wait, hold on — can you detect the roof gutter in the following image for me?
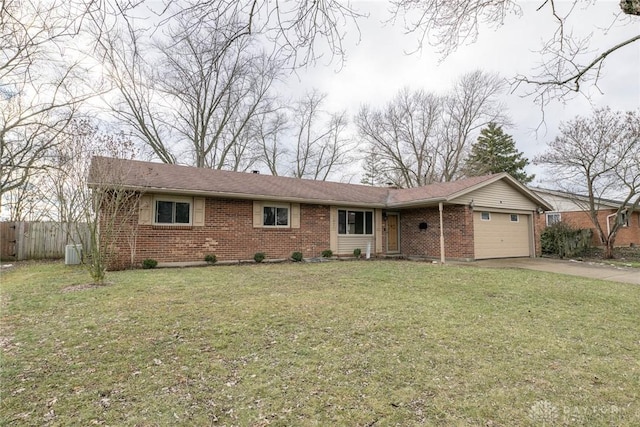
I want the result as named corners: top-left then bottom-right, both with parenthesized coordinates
top-left (385, 197), bottom-right (448, 209)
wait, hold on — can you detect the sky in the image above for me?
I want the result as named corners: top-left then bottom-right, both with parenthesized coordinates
top-left (281, 0), bottom-right (640, 186)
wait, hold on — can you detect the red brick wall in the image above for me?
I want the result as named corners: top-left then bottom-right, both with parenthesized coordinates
top-left (108, 198), bottom-right (331, 269)
top-left (535, 209), bottom-right (640, 247)
top-left (399, 205), bottom-right (475, 260)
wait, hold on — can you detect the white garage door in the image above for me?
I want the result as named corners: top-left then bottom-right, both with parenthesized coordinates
top-left (474, 212), bottom-right (531, 259)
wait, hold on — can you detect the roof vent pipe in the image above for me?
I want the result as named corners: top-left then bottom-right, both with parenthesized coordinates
top-left (252, 170), bottom-right (260, 174)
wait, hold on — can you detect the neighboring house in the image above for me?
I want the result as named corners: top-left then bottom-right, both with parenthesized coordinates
top-left (532, 188), bottom-right (640, 247)
top-left (89, 157), bottom-right (552, 269)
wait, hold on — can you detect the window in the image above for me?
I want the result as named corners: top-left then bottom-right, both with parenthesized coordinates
top-left (263, 205), bottom-right (289, 227)
top-left (480, 211), bottom-right (491, 221)
top-left (618, 210), bottom-right (629, 227)
top-left (546, 212), bottom-right (561, 226)
top-left (155, 198), bottom-right (191, 224)
top-left (338, 209), bottom-right (373, 235)
top-left (510, 214), bottom-right (519, 222)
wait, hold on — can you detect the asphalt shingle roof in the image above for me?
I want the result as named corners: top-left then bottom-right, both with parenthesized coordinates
top-left (88, 156), bottom-right (533, 208)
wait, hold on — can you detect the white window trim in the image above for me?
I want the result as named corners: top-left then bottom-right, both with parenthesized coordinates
top-left (262, 203), bottom-right (291, 228)
top-left (338, 209), bottom-right (374, 235)
top-left (546, 212), bottom-right (561, 226)
top-left (510, 214), bottom-right (519, 223)
top-left (153, 196), bottom-right (193, 225)
top-left (480, 211), bottom-right (491, 221)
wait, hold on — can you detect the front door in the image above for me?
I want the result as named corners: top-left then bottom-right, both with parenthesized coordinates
top-left (387, 214), bottom-right (399, 252)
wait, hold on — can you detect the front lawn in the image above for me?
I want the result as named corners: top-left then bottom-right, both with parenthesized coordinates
top-left (1, 261), bottom-right (639, 426)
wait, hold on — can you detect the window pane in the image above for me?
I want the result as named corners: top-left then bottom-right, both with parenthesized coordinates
top-left (348, 211), bottom-right (356, 234)
top-left (365, 212), bottom-right (373, 234)
top-left (546, 213), bottom-right (560, 225)
top-left (481, 212), bottom-right (490, 221)
top-left (175, 202), bottom-right (190, 223)
top-left (354, 211), bottom-right (364, 234)
top-left (618, 212), bottom-right (629, 226)
top-left (156, 201), bottom-right (173, 223)
top-left (263, 207), bottom-right (275, 226)
top-left (276, 207), bottom-right (289, 226)
top-left (510, 214), bottom-right (518, 222)
top-left (338, 210), bottom-right (346, 234)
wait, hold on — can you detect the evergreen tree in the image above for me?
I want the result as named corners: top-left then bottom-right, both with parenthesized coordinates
top-left (464, 123), bottom-right (535, 184)
top-left (360, 150), bottom-right (385, 185)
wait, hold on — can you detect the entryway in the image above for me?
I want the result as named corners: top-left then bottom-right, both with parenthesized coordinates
top-left (387, 213), bottom-right (400, 253)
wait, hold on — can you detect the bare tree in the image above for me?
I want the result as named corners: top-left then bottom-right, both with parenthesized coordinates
top-left (389, 0), bottom-right (639, 105)
top-left (1, 0), bottom-right (95, 208)
top-left (356, 71), bottom-right (506, 187)
top-left (1, 181), bottom-right (47, 221)
top-left (140, 0), bottom-right (366, 69)
top-left (98, 26), bottom-right (177, 164)
top-left (76, 136), bottom-right (142, 283)
top-left (356, 88), bottom-right (442, 188)
top-left (256, 109), bottom-right (289, 176)
top-left (438, 70), bottom-right (508, 181)
top-left (290, 91), bottom-right (354, 181)
top-left (158, 21), bottom-right (281, 169)
top-left (536, 107), bottom-right (640, 258)
top-left (85, 158), bottom-right (143, 284)
top-left (94, 7), bottom-right (282, 169)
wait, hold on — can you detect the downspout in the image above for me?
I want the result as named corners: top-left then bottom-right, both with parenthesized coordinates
top-left (439, 202), bottom-right (445, 263)
top-left (606, 212), bottom-right (616, 238)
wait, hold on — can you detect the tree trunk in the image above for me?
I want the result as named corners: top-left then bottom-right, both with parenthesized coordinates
top-left (603, 240), bottom-right (615, 259)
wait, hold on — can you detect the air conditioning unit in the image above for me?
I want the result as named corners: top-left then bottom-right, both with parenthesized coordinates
top-left (65, 244), bottom-right (83, 265)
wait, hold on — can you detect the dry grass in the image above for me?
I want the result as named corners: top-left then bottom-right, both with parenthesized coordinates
top-left (1, 260), bottom-right (639, 426)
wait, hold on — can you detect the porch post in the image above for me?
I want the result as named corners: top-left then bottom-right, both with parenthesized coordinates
top-left (439, 202), bottom-right (445, 263)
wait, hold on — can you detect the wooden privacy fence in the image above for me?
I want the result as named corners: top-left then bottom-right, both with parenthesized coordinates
top-left (0, 222), bottom-right (90, 261)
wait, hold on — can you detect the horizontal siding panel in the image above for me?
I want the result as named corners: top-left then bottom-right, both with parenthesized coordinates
top-left (453, 180), bottom-right (538, 211)
top-left (337, 236), bottom-right (374, 255)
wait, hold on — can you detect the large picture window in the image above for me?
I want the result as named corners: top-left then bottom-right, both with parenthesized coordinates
top-left (155, 198), bottom-right (191, 224)
top-left (263, 205), bottom-right (289, 227)
top-left (338, 209), bottom-right (373, 235)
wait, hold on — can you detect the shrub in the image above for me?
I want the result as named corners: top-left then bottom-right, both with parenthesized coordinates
top-left (321, 249), bottom-right (333, 258)
top-left (541, 222), bottom-right (593, 258)
top-left (291, 251), bottom-right (303, 262)
top-left (254, 252), bottom-right (266, 263)
top-left (204, 254), bottom-right (217, 264)
top-left (142, 259), bottom-right (158, 269)
top-left (353, 248), bottom-right (362, 258)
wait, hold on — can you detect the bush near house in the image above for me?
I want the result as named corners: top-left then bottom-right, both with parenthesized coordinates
top-left (254, 252), bottom-right (266, 263)
top-left (141, 258), bottom-right (158, 269)
top-left (321, 249), bottom-right (333, 258)
top-left (541, 222), bottom-right (592, 258)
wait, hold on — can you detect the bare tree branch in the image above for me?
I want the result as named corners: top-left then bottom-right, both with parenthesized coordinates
top-left (389, 0), bottom-right (639, 104)
top-left (535, 107), bottom-right (640, 258)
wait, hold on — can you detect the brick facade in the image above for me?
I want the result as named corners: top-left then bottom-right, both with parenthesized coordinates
top-left (108, 197), bottom-right (331, 269)
top-left (535, 209), bottom-right (640, 247)
top-left (106, 198), bottom-right (480, 269)
top-left (399, 205), bottom-right (475, 260)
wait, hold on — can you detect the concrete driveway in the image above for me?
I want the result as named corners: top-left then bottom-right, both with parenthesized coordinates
top-left (474, 257), bottom-right (640, 285)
